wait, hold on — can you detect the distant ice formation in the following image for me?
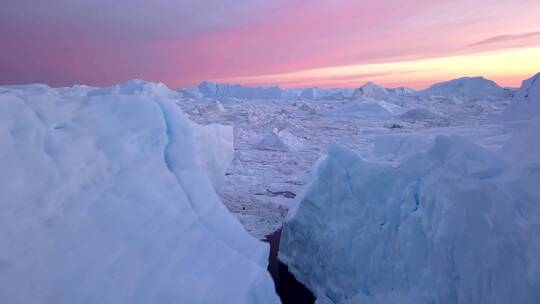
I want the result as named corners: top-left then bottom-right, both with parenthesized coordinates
top-left (198, 81), bottom-right (293, 100)
top-left (418, 76), bottom-right (506, 99)
top-left (352, 81), bottom-right (414, 100)
top-left (298, 87), bottom-right (354, 100)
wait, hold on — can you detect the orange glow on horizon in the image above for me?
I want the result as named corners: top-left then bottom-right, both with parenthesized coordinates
top-left (213, 46), bottom-right (540, 89)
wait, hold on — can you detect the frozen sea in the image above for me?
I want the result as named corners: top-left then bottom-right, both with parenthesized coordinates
top-left (177, 89), bottom-right (513, 239)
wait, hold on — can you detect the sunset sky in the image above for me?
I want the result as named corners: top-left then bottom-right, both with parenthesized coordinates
top-left (1, 0), bottom-right (540, 89)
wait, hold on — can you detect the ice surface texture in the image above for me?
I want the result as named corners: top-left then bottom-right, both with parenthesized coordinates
top-left (0, 82), bottom-right (279, 304)
top-left (502, 73), bottom-right (540, 121)
top-left (280, 135), bottom-right (540, 304)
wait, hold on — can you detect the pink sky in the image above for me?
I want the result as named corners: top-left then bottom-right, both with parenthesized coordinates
top-left (1, 0), bottom-right (539, 89)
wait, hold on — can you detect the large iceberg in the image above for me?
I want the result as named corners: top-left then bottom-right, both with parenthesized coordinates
top-left (280, 135), bottom-right (540, 304)
top-left (0, 82), bottom-right (280, 304)
top-left (254, 128), bottom-right (303, 153)
top-left (418, 76), bottom-right (506, 99)
top-left (352, 82), bottom-right (414, 100)
top-left (298, 88), bottom-right (354, 100)
top-left (198, 81), bottom-right (292, 100)
top-left (88, 79), bottom-right (177, 98)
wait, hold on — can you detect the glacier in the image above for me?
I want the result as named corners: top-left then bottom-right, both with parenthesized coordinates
top-left (0, 81), bottom-right (280, 304)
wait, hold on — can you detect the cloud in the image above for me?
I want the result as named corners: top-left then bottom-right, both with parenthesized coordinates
top-left (468, 31), bottom-right (540, 47)
top-left (214, 46), bottom-right (540, 89)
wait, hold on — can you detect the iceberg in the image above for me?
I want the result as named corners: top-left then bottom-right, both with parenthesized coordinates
top-left (294, 102), bottom-right (317, 115)
top-left (502, 72), bottom-right (540, 121)
top-left (198, 81), bottom-right (290, 100)
top-left (88, 79), bottom-right (177, 98)
top-left (352, 82), bottom-right (413, 100)
top-left (0, 82), bottom-right (280, 304)
top-left (298, 88), bottom-right (354, 100)
top-left (331, 100), bottom-right (399, 119)
top-left (255, 128), bottom-right (303, 152)
top-left (178, 87), bottom-right (204, 100)
top-left (280, 135), bottom-right (540, 304)
top-left (418, 76), bottom-right (505, 99)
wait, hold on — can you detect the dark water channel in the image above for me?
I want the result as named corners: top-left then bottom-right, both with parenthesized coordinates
top-left (264, 228), bottom-right (315, 304)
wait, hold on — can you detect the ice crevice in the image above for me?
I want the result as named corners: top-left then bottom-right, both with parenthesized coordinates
top-left (153, 97), bottom-right (269, 265)
top-left (152, 97), bottom-right (278, 302)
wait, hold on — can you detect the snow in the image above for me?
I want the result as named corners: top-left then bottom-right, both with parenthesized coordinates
top-left (418, 76), bottom-right (505, 99)
top-left (280, 135), bottom-right (540, 304)
top-left (499, 118), bottom-right (540, 167)
top-left (0, 82), bottom-right (279, 304)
